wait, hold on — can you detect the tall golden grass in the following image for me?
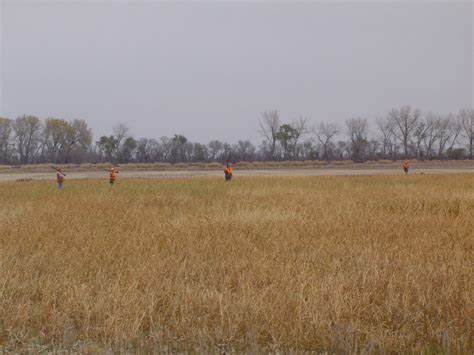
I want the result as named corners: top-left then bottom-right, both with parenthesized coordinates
top-left (0, 175), bottom-right (472, 352)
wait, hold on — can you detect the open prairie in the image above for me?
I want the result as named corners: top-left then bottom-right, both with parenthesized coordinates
top-left (0, 174), bottom-right (473, 352)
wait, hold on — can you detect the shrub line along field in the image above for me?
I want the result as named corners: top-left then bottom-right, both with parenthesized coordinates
top-left (0, 173), bottom-right (473, 352)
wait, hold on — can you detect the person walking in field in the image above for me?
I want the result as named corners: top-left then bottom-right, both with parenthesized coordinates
top-left (402, 160), bottom-right (409, 175)
top-left (108, 167), bottom-right (119, 185)
top-left (224, 163), bottom-right (233, 182)
top-left (56, 168), bottom-right (66, 190)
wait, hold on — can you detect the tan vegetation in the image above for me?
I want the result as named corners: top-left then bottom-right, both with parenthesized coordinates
top-left (0, 175), bottom-right (472, 352)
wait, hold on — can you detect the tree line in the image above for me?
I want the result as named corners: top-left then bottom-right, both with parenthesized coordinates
top-left (0, 106), bottom-right (473, 165)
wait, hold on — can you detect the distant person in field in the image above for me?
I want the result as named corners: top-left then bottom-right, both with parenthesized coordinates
top-left (224, 163), bottom-right (233, 182)
top-left (108, 167), bottom-right (119, 185)
top-left (56, 168), bottom-right (66, 190)
top-left (402, 160), bottom-right (409, 175)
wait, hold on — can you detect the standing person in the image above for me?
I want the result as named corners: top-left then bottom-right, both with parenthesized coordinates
top-left (402, 160), bottom-right (409, 175)
top-left (56, 168), bottom-right (66, 190)
top-left (108, 167), bottom-right (119, 185)
top-left (224, 163), bottom-right (233, 182)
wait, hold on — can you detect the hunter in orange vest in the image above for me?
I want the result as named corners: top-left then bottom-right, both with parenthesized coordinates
top-left (402, 160), bottom-right (409, 175)
top-left (224, 164), bottom-right (233, 182)
top-left (108, 167), bottom-right (119, 185)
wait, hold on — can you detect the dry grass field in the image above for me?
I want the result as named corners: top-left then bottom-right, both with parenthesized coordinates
top-left (0, 174), bottom-right (473, 352)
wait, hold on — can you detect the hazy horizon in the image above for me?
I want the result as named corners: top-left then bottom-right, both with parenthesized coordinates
top-left (1, 0), bottom-right (473, 143)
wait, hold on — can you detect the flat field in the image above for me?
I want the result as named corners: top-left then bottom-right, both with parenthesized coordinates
top-left (0, 175), bottom-right (472, 352)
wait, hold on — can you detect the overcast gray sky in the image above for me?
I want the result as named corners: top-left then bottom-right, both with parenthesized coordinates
top-left (1, 0), bottom-right (473, 143)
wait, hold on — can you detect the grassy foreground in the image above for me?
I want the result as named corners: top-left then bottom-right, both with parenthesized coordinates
top-left (0, 175), bottom-right (472, 352)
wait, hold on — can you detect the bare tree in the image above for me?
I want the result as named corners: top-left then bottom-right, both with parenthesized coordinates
top-left (346, 117), bottom-right (368, 141)
top-left (389, 105), bottom-right (421, 158)
top-left (375, 115), bottom-right (395, 159)
top-left (446, 114), bottom-right (463, 153)
top-left (113, 123), bottom-right (130, 148)
top-left (429, 114), bottom-right (463, 159)
top-left (0, 117), bottom-right (13, 164)
top-left (235, 140), bottom-right (256, 161)
top-left (299, 139), bottom-right (318, 160)
top-left (412, 119), bottom-right (431, 159)
top-left (436, 114), bottom-right (455, 158)
top-left (184, 141), bottom-right (194, 162)
top-left (13, 115), bottom-right (42, 164)
top-left (192, 142), bottom-right (208, 162)
top-left (259, 110), bottom-right (280, 160)
top-left (113, 123), bottom-right (131, 161)
top-left (208, 140), bottom-right (224, 161)
top-left (314, 122), bottom-right (339, 160)
top-left (368, 139), bottom-right (380, 159)
top-left (290, 116), bottom-right (309, 158)
top-left (422, 112), bottom-right (439, 159)
top-left (459, 109), bottom-right (474, 159)
top-left (42, 118), bottom-right (70, 163)
top-left (336, 140), bottom-right (351, 160)
top-left (68, 119), bottom-right (93, 150)
top-left (136, 138), bottom-right (151, 162)
top-left (159, 136), bottom-right (173, 162)
top-left (345, 117), bottom-right (369, 162)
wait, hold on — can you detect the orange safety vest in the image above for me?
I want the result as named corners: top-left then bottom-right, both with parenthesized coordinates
top-left (403, 160), bottom-right (409, 169)
top-left (224, 167), bottom-right (233, 176)
top-left (110, 168), bottom-right (117, 180)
